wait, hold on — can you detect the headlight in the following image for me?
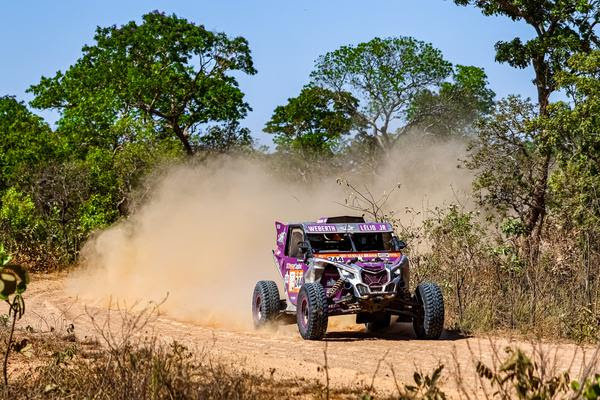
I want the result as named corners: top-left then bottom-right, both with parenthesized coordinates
top-left (356, 284), bottom-right (369, 296)
top-left (340, 269), bottom-right (356, 280)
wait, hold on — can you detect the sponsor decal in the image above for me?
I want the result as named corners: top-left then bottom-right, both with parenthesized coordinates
top-left (358, 223), bottom-right (390, 232)
top-left (286, 263), bottom-right (303, 270)
top-left (306, 224), bottom-right (337, 233)
top-left (306, 223), bottom-right (392, 233)
top-left (323, 252), bottom-right (401, 261)
top-left (277, 232), bottom-right (285, 243)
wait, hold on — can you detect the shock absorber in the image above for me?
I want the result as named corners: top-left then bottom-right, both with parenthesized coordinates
top-left (327, 278), bottom-right (345, 298)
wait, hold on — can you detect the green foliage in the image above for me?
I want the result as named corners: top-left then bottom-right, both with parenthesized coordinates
top-left (422, 205), bottom-right (494, 331)
top-left (0, 244), bottom-right (11, 267)
top-left (465, 96), bottom-right (545, 234)
top-left (196, 121), bottom-right (254, 154)
top-left (0, 133), bottom-right (182, 268)
top-left (77, 194), bottom-right (118, 233)
top-left (404, 365), bottom-right (446, 400)
top-left (543, 50), bottom-right (600, 229)
top-left (476, 347), bottom-right (572, 399)
top-left (453, 0), bottom-right (600, 110)
top-left (453, 0), bottom-right (600, 249)
top-left (0, 188), bottom-right (37, 235)
top-left (573, 375), bottom-right (600, 399)
top-left (264, 86), bottom-right (358, 155)
top-left (500, 218), bottom-right (527, 238)
top-left (414, 198), bottom-right (600, 339)
top-left (407, 65), bottom-right (495, 136)
top-left (29, 11), bottom-right (256, 155)
top-left (310, 36), bottom-right (453, 149)
top-left (0, 96), bottom-right (57, 190)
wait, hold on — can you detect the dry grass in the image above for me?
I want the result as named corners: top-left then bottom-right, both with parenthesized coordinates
top-left (2, 324), bottom-right (599, 399)
top-left (0, 300), bottom-right (378, 400)
top-left (1, 328), bottom-right (379, 400)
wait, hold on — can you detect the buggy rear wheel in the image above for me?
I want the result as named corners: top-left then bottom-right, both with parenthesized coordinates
top-left (412, 282), bottom-right (444, 339)
top-left (252, 280), bottom-right (280, 328)
top-left (296, 282), bottom-right (328, 340)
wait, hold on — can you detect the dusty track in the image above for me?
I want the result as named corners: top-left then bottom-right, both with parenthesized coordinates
top-left (21, 275), bottom-right (598, 397)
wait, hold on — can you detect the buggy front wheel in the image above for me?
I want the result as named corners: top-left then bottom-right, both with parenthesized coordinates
top-left (296, 282), bottom-right (328, 340)
top-left (412, 282), bottom-right (444, 339)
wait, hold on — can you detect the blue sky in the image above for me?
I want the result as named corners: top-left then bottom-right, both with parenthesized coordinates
top-left (0, 1), bottom-right (535, 145)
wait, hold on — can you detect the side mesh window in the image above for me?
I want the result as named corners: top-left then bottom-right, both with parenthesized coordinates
top-left (287, 228), bottom-right (304, 258)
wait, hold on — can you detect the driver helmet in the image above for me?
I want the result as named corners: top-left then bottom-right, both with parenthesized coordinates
top-left (324, 233), bottom-right (343, 241)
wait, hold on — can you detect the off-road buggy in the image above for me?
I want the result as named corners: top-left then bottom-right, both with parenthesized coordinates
top-left (252, 216), bottom-right (445, 340)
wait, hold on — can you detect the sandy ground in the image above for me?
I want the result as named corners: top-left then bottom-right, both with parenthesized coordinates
top-left (19, 274), bottom-right (599, 398)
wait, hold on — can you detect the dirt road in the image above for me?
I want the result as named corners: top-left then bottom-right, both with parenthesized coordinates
top-left (20, 275), bottom-right (598, 397)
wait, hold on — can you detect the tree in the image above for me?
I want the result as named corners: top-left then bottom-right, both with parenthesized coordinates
top-left (465, 96), bottom-right (543, 228)
top-left (544, 50), bottom-right (600, 229)
top-left (310, 37), bottom-right (453, 150)
top-left (453, 0), bottom-right (600, 239)
top-left (407, 65), bottom-right (495, 137)
top-left (0, 96), bottom-right (57, 190)
top-left (29, 11), bottom-right (256, 155)
top-left (264, 86), bottom-right (358, 155)
top-left (197, 121), bottom-right (254, 153)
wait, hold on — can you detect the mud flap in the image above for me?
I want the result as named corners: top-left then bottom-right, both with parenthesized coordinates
top-left (356, 312), bottom-right (374, 324)
top-left (396, 314), bottom-right (412, 322)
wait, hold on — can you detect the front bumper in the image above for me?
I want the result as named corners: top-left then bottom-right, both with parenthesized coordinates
top-left (342, 265), bottom-right (403, 299)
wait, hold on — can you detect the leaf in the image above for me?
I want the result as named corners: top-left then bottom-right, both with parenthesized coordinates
top-left (0, 275), bottom-right (16, 299)
top-left (18, 343), bottom-right (33, 358)
top-left (413, 371), bottom-right (422, 386)
top-left (0, 272), bottom-right (16, 282)
top-left (405, 385), bottom-right (418, 392)
top-left (0, 264), bottom-right (29, 295)
top-left (4, 264), bottom-right (30, 285)
top-left (431, 364), bottom-right (444, 383)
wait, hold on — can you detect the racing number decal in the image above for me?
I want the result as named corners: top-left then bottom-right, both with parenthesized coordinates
top-left (287, 263), bottom-right (303, 293)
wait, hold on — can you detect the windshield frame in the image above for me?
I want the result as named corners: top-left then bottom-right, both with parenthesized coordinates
top-left (306, 231), bottom-right (394, 254)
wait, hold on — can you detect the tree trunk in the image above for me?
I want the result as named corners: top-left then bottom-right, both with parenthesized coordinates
top-left (524, 72), bottom-right (551, 260)
top-left (173, 125), bottom-right (194, 156)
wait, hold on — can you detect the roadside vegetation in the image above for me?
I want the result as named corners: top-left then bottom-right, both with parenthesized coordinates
top-left (2, 315), bottom-right (600, 399)
top-left (2, 0), bottom-right (600, 397)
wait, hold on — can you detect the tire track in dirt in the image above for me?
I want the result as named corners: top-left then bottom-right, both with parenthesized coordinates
top-left (20, 275), bottom-right (598, 397)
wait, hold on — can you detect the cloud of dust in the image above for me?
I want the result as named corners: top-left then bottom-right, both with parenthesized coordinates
top-left (67, 137), bottom-right (472, 330)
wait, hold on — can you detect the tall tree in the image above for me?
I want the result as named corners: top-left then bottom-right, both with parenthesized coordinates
top-left (453, 0), bottom-right (600, 239)
top-left (29, 11), bottom-right (256, 155)
top-left (0, 96), bottom-right (57, 190)
top-left (264, 86), bottom-right (358, 156)
top-left (310, 37), bottom-right (453, 150)
top-left (407, 65), bottom-right (495, 137)
top-left (544, 50), bottom-right (600, 229)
